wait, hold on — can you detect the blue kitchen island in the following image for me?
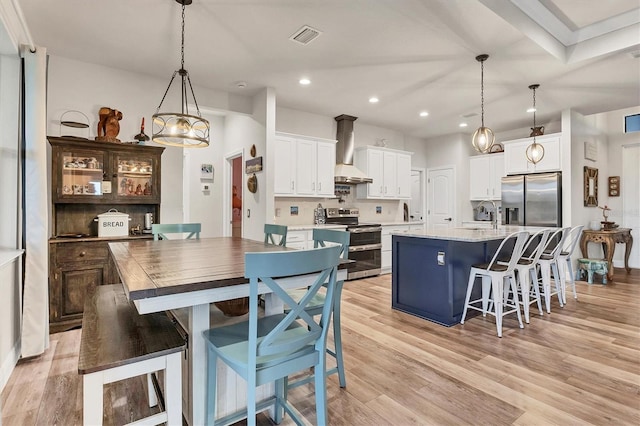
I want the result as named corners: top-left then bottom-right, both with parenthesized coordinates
top-left (391, 227), bottom-right (533, 326)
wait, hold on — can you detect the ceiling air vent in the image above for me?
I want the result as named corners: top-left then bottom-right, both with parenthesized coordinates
top-left (289, 25), bottom-right (322, 45)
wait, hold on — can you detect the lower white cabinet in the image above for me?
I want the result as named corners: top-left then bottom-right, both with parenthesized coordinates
top-left (381, 223), bottom-right (424, 273)
top-left (287, 230), bottom-right (311, 249)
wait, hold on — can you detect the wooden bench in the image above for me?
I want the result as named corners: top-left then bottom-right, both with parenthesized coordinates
top-left (78, 285), bottom-right (186, 425)
top-left (577, 258), bottom-right (608, 284)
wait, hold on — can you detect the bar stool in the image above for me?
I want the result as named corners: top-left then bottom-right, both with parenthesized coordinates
top-left (461, 231), bottom-right (530, 337)
top-left (557, 225), bottom-right (584, 303)
top-left (501, 228), bottom-right (552, 323)
top-left (536, 227), bottom-right (570, 313)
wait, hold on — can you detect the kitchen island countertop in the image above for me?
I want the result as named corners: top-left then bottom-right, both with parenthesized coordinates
top-left (397, 225), bottom-right (549, 242)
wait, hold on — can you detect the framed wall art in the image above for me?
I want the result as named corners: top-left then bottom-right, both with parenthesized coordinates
top-left (245, 157), bottom-right (263, 173)
top-left (201, 163), bottom-right (213, 179)
top-left (584, 140), bottom-right (597, 161)
top-left (583, 166), bottom-right (598, 207)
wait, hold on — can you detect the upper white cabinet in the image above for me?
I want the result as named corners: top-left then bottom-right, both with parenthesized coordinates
top-left (354, 146), bottom-right (413, 199)
top-left (503, 133), bottom-right (561, 175)
top-left (274, 132), bottom-right (336, 197)
top-left (469, 153), bottom-right (504, 200)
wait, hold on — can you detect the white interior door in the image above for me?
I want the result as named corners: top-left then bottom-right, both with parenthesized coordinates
top-left (427, 167), bottom-right (455, 229)
top-left (410, 169), bottom-right (424, 221)
top-left (621, 144), bottom-right (639, 268)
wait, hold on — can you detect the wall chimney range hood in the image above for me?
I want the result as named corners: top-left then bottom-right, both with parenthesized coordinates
top-left (334, 114), bottom-right (373, 184)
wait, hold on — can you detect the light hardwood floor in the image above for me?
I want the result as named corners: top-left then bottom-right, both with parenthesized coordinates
top-left (2, 268), bottom-right (639, 425)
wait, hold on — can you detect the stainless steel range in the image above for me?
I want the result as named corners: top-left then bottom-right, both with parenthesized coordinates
top-left (325, 207), bottom-right (381, 280)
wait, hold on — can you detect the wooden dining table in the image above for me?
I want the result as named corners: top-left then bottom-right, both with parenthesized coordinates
top-left (108, 236), bottom-right (347, 425)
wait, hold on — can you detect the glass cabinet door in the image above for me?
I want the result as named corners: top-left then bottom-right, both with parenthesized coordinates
top-left (60, 150), bottom-right (105, 198)
top-left (113, 153), bottom-right (158, 200)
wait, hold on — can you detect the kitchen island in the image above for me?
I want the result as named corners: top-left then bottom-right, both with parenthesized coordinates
top-left (391, 226), bottom-right (538, 326)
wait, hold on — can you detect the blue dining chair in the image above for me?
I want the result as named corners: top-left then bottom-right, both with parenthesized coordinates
top-left (202, 245), bottom-right (342, 426)
top-left (152, 223), bottom-right (201, 240)
top-left (264, 224), bottom-right (287, 246)
top-left (285, 228), bottom-right (350, 390)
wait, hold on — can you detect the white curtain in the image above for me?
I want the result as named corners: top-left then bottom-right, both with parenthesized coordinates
top-left (21, 46), bottom-right (49, 358)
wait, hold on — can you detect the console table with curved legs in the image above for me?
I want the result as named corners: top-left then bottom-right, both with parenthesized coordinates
top-left (580, 228), bottom-right (633, 281)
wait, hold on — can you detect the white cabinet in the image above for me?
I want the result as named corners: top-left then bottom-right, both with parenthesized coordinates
top-left (287, 230), bottom-right (310, 249)
top-left (503, 133), bottom-right (561, 175)
top-left (355, 146), bottom-right (413, 199)
top-left (469, 153), bottom-right (504, 200)
top-left (381, 223), bottom-right (423, 273)
top-left (274, 133), bottom-right (336, 197)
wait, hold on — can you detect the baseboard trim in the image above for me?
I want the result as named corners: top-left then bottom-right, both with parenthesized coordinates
top-left (0, 341), bottom-right (21, 393)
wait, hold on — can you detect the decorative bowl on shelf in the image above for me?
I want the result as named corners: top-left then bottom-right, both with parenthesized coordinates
top-left (214, 297), bottom-right (250, 316)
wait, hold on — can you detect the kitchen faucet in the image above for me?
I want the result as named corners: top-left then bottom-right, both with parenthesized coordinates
top-left (478, 200), bottom-right (498, 230)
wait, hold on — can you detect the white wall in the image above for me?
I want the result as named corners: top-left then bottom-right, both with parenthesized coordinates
top-left (591, 106), bottom-right (640, 268)
top-left (422, 133), bottom-right (475, 224)
top-left (565, 110), bottom-right (609, 230)
top-left (183, 114), bottom-right (225, 237)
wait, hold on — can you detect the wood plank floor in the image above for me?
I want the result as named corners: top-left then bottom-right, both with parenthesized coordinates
top-left (2, 268), bottom-right (639, 425)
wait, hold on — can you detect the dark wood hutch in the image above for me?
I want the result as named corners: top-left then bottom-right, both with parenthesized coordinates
top-left (48, 136), bottom-right (164, 333)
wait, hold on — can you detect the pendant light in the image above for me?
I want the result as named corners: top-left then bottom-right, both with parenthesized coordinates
top-left (152, 0), bottom-right (210, 148)
top-left (471, 54), bottom-right (495, 153)
top-left (525, 84), bottom-right (545, 164)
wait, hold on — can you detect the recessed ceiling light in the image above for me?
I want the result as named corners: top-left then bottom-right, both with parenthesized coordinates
top-left (419, 111), bottom-right (429, 117)
top-left (299, 78), bottom-right (311, 85)
top-left (527, 107), bottom-right (537, 113)
top-left (369, 97), bottom-right (379, 103)
top-left (459, 122), bottom-right (468, 128)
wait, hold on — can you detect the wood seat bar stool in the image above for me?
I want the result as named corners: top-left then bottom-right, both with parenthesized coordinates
top-left (264, 223), bottom-right (288, 246)
top-left (203, 245), bottom-right (342, 425)
top-left (285, 228), bottom-right (351, 390)
top-left (461, 231), bottom-right (530, 337)
top-left (78, 285), bottom-right (186, 425)
top-left (152, 222), bottom-right (201, 240)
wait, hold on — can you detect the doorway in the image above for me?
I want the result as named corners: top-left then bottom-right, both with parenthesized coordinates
top-left (427, 166), bottom-right (456, 229)
top-left (410, 168), bottom-right (425, 222)
top-left (224, 150), bottom-right (243, 237)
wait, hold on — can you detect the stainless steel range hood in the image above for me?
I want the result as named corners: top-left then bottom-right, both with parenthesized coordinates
top-left (334, 114), bottom-right (373, 184)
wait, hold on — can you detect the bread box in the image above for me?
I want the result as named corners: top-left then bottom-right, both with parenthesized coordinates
top-left (95, 209), bottom-right (130, 237)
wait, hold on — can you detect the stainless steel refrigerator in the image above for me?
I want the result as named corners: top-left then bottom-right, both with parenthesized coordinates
top-left (501, 172), bottom-right (562, 227)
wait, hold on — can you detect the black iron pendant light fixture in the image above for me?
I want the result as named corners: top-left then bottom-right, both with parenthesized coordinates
top-left (471, 54), bottom-right (495, 153)
top-left (152, 0), bottom-right (210, 148)
top-left (525, 84), bottom-right (545, 164)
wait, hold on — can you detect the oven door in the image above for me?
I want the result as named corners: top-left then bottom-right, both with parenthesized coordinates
top-left (348, 226), bottom-right (382, 246)
top-left (347, 243), bottom-right (382, 280)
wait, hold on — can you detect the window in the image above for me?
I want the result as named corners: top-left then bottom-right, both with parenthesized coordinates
top-left (624, 113), bottom-right (640, 133)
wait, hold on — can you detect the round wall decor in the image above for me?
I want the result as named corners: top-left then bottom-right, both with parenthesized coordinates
top-left (247, 173), bottom-right (257, 193)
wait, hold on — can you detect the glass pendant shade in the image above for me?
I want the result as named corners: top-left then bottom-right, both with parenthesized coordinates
top-left (152, 0), bottom-right (210, 148)
top-left (152, 113), bottom-right (209, 147)
top-left (526, 84), bottom-right (544, 164)
top-left (526, 141), bottom-right (544, 164)
top-left (472, 54), bottom-right (494, 153)
top-left (472, 126), bottom-right (495, 153)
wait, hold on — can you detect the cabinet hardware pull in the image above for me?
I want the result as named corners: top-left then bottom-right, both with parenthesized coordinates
top-left (79, 251), bottom-right (86, 257)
